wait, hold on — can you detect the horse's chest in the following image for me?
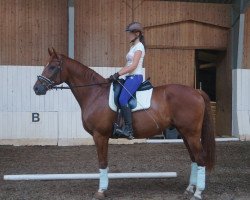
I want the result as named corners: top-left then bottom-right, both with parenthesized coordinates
top-left (81, 114), bottom-right (93, 135)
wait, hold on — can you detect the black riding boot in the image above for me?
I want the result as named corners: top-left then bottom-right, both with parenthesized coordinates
top-left (113, 105), bottom-right (134, 140)
top-left (121, 105), bottom-right (134, 140)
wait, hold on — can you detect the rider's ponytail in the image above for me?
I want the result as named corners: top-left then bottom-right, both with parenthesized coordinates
top-left (139, 33), bottom-right (146, 49)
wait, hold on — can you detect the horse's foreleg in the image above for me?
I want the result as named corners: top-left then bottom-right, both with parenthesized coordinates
top-left (93, 132), bottom-right (109, 199)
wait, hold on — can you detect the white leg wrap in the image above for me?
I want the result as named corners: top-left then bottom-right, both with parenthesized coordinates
top-left (185, 162), bottom-right (198, 193)
top-left (98, 167), bottom-right (109, 192)
top-left (196, 166), bottom-right (205, 191)
top-left (190, 162), bottom-right (198, 186)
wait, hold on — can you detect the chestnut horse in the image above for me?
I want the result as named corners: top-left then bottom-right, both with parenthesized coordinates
top-left (33, 48), bottom-right (215, 200)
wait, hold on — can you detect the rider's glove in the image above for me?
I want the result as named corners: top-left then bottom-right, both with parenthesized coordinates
top-left (107, 72), bottom-right (120, 83)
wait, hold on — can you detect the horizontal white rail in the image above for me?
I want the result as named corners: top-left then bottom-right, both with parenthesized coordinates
top-left (4, 172), bottom-right (177, 181)
top-left (146, 138), bottom-right (240, 144)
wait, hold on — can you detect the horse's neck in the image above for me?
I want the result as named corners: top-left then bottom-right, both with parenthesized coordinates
top-left (63, 57), bottom-right (106, 108)
top-left (64, 57), bottom-right (104, 84)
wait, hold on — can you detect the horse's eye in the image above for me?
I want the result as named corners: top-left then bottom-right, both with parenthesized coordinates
top-left (49, 66), bottom-right (56, 71)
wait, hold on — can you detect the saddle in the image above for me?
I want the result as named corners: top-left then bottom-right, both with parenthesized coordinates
top-left (113, 78), bottom-right (153, 109)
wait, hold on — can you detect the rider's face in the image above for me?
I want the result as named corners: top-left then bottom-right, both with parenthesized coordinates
top-left (127, 32), bottom-right (137, 42)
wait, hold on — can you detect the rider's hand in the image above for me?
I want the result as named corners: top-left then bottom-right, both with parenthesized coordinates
top-left (107, 72), bottom-right (120, 83)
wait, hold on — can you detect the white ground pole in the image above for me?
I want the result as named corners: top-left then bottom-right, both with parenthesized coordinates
top-left (147, 138), bottom-right (240, 144)
top-left (4, 172), bottom-right (177, 181)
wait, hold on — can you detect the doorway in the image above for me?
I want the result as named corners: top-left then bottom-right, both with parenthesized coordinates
top-left (195, 50), bottom-right (219, 101)
top-left (195, 49), bottom-right (230, 136)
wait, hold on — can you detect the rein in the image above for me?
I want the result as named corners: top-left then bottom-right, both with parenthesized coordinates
top-left (52, 82), bottom-right (110, 90)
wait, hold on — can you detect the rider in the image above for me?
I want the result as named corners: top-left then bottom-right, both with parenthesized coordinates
top-left (108, 22), bottom-right (145, 139)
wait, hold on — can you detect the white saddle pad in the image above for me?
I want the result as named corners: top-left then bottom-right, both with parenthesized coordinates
top-left (108, 84), bottom-right (153, 112)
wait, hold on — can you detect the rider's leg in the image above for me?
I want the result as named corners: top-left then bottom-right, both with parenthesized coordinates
top-left (119, 104), bottom-right (133, 139)
top-left (119, 75), bottom-right (143, 106)
top-left (118, 75), bottom-right (143, 139)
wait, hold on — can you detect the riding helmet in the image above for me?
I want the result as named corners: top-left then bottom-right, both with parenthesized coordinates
top-left (125, 22), bottom-right (143, 33)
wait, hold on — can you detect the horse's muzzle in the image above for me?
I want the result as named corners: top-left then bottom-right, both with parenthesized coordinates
top-left (33, 84), bottom-right (47, 95)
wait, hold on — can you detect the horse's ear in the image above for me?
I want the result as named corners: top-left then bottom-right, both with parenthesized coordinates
top-left (48, 48), bottom-right (53, 56)
top-left (52, 47), bottom-right (59, 59)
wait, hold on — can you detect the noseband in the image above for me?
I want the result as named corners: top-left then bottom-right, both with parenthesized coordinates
top-left (37, 59), bottom-right (63, 90)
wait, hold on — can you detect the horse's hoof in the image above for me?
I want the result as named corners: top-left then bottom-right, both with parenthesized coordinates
top-left (92, 191), bottom-right (106, 200)
top-left (184, 190), bottom-right (194, 195)
top-left (183, 190), bottom-right (194, 199)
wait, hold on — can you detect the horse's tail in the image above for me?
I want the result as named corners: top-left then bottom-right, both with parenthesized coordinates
top-left (200, 90), bottom-right (216, 172)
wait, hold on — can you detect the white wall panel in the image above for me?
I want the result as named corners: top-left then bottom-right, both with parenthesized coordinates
top-left (0, 65), bottom-right (144, 145)
top-left (0, 112), bottom-right (58, 139)
top-left (232, 69), bottom-right (250, 141)
top-left (0, 66), bottom-right (8, 111)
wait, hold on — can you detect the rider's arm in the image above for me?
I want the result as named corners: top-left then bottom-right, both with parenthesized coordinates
top-left (118, 50), bottom-right (142, 76)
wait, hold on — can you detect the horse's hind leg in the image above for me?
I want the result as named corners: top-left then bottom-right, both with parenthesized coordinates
top-left (182, 137), bottom-right (197, 196)
top-left (180, 130), bottom-right (206, 200)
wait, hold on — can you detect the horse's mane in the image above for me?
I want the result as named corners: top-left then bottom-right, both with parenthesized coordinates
top-left (61, 54), bottom-right (105, 83)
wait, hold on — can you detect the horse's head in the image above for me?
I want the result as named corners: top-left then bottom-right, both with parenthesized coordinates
top-left (33, 48), bottom-right (66, 95)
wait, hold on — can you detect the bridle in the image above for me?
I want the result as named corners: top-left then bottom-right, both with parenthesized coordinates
top-left (37, 59), bottom-right (63, 90)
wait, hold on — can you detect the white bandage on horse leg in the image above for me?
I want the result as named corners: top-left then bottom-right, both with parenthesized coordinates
top-left (190, 162), bottom-right (198, 185)
top-left (196, 166), bottom-right (205, 190)
top-left (98, 167), bottom-right (109, 192)
top-left (194, 166), bottom-right (206, 199)
top-left (186, 162), bottom-right (198, 193)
